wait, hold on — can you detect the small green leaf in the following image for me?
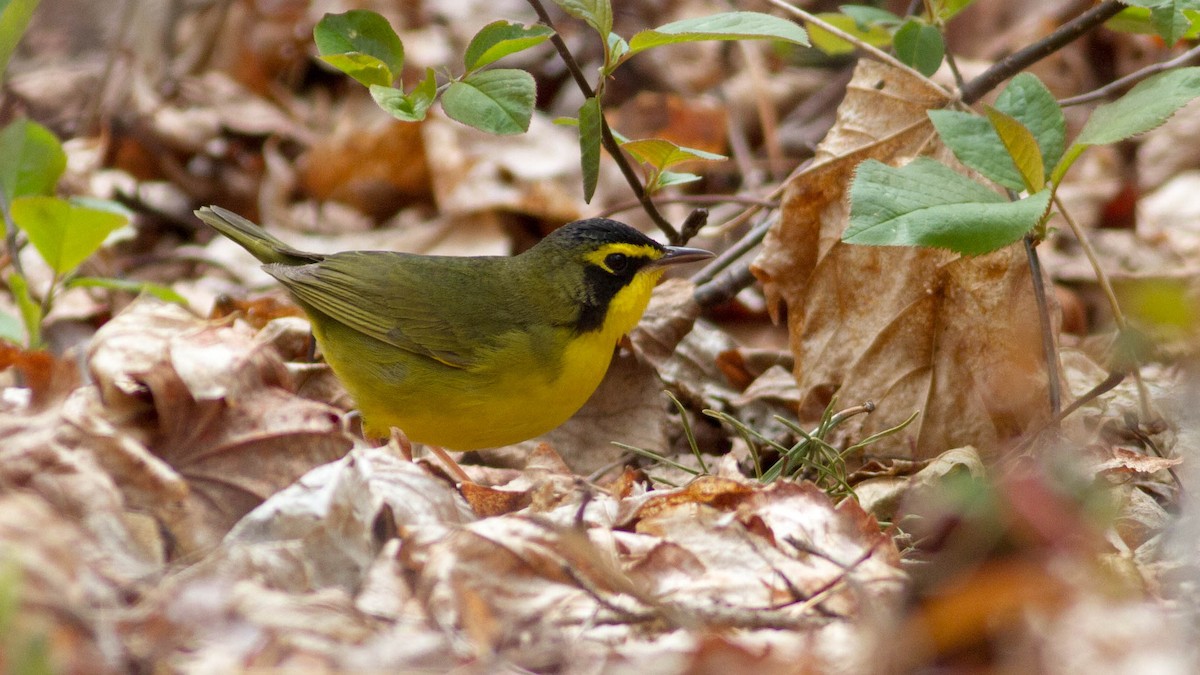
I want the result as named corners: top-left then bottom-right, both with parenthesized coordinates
top-left (605, 31), bottom-right (630, 71)
top-left (807, 13), bottom-right (893, 56)
top-left (7, 272), bottom-right (40, 348)
top-left (1076, 67), bottom-right (1200, 146)
top-left (0, 0), bottom-right (39, 76)
top-left (464, 21), bottom-right (553, 72)
top-left (845, 158), bottom-right (1051, 255)
top-left (994, 73), bottom-right (1065, 176)
top-left (369, 68), bottom-right (437, 122)
top-left (441, 69), bottom-right (535, 135)
top-left (893, 20), bottom-right (944, 77)
top-left (314, 10), bottom-right (404, 87)
top-left (0, 118), bottom-right (65, 205)
top-left (578, 97), bottom-right (601, 203)
top-left (839, 5), bottom-right (904, 27)
top-left (928, 109), bottom-right (1025, 191)
top-left (930, 0), bottom-right (976, 22)
top-left (628, 12), bottom-right (809, 56)
top-left (11, 196), bottom-right (129, 275)
top-left (984, 106), bottom-right (1045, 192)
top-left (1106, 6), bottom-right (1200, 39)
top-left (552, 0), bottom-right (613, 37)
top-left (620, 138), bottom-right (725, 171)
top-left (654, 170), bottom-right (702, 188)
top-left (0, 307), bottom-right (21, 344)
top-left (68, 276), bottom-right (188, 305)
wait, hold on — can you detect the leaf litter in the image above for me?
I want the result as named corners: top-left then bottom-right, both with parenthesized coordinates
top-left (2, 0), bottom-right (1199, 672)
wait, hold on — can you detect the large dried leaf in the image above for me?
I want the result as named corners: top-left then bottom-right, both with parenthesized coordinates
top-left (84, 297), bottom-right (354, 554)
top-left (752, 59), bottom-right (1057, 460)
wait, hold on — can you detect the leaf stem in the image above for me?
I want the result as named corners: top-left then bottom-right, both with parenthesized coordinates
top-left (1023, 233), bottom-right (1062, 415)
top-left (524, 0), bottom-right (681, 242)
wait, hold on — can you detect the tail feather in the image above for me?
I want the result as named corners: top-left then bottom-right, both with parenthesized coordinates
top-left (195, 206), bottom-right (320, 266)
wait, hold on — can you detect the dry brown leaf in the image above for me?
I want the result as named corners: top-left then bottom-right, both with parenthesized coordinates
top-left (84, 297), bottom-right (354, 554)
top-left (752, 58), bottom-right (1057, 460)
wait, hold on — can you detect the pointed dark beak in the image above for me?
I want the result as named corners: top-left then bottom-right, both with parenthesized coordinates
top-left (651, 245), bottom-right (714, 267)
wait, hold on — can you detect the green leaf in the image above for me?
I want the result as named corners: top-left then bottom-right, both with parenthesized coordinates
top-left (464, 21), bottom-right (553, 72)
top-left (578, 97), bottom-right (601, 203)
top-left (1076, 67), bottom-right (1200, 146)
top-left (930, 0), bottom-right (976, 22)
top-left (984, 106), bottom-right (1045, 192)
top-left (314, 10), bottom-right (404, 87)
top-left (628, 12), bottom-right (809, 56)
top-left (845, 158), bottom-right (1051, 255)
top-left (807, 13), bottom-right (893, 56)
top-left (0, 307), bottom-right (21, 344)
top-left (993, 73), bottom-right (1065, 176)
top-left (0, 0), bottom-right (39, 76)
top-left (655, 170), bottom-right (702, 188)
top-left (1106, 6), bottom-right (1200, 39)
top-left (620, 138), bottom-right (725, 171)
top-left (893, 20), bottom-right (944, 77)
top-left (11, 196), bottom-right (129, 275)
top-left (0, 118), bottom-right (65, 205)
top-left (605, 31), bottom-right (630, 71)
top-left (441, 69), bottom-right (535, 135)
top-left (928, 109), bottom-right (1026, 191)
top-left (552, 0), bottom-right (613, 37)
top-left (839, 5), bottom-right (904, 27)
top-left (68, 276), bottom-right (188, 305)
top-left (7, 272), bottom-right (39, 348)
top-left (369, 68), bottom-right (437, 122)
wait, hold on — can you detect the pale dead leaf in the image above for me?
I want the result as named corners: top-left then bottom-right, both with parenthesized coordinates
top-left (751, 58), bottom-right (1057, 460)
top-left (85, 297), bottom-right (354, 554)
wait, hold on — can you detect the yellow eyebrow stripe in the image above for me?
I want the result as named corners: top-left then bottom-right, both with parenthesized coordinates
top-left (584, 242), bottom-right (662, 272)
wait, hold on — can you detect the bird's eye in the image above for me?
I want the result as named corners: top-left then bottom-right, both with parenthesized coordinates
top-left (605, 252), bottom-right (629, 273)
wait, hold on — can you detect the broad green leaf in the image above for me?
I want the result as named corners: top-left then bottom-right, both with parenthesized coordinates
top-left (578, 97), bottom-right (601, 203)
top-left (845, 158), bottom-right (1051, 255)
top-left (369, 68), bottom-right (437, 122)
top-left (1076, 67), bottom-right (1200, 146)
top-left (893, 20), bottom-right (944, 77)
top-left (994, 73), bottom-right (1065, 176)
top-left (628, 12), bottom-right (809, 56)
top-left (984, 106), bottom-right (1044, 192)
top-left (464, 21), bottom-right (553, 72)
top-left (68, 276), bottom-right (188, 305)
top-left (0, 0), bottom-right (38, 76)
top-left (807, 13), bottom-right (893, 56)
top-left (441, 69), bottom-right (535, 135)
top-left (7, 272), bottom-right (39, 347)
top-left (552, 0), bottom-right (613, 38)
top-left (314, 10), bottom-right (404, 87)
top-left (928, 109), bottom-right (1025, 191)
top-left (839, 5), bottom-right (903, 27)
top-left (620, 138), bottom-right (725, 171)
top-left (0, 307), bottom-right (21, 344)
top-left (0, 118), bottom-right (65, 205)
top-left (11, 196), bottom-right (129, 275)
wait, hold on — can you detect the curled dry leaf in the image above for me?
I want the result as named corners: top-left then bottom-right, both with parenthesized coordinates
top-left (84, 297), bottom-right (354, 555)
top-left (752, 59), bottom-right (1057, 460)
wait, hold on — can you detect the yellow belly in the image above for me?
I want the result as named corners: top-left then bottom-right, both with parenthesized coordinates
top-left (314, 319), bottom-right (618, 449)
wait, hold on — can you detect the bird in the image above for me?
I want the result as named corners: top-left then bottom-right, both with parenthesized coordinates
top-left (196, 205), bottom-right (712, 450)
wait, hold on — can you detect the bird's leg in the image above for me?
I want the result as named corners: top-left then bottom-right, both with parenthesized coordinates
top-left (388, 427), bottom-right (413, 461)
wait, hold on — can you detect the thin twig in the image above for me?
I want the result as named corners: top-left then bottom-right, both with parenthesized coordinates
top-left (0, 190), bottom-right (25, 278)
top-left (597, 194), bottom-right (778, 219)
top-left (1015, 370), bottom-right (1125, 452)
top-left (525, 0), bottom-right (680, 242)
top-left (692, 212), bottom-right (778, 285)
top-left (765, 0), bottom-right (952, 97)
top-left (1059, 43), bottom-right (1200, 107)
top-left (1052, 193), bottom-right (1153, 419)
top-left (1024, 233), bottom-right (1062, 416)
top-left (960, 1), bottom-right (1125, 104)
